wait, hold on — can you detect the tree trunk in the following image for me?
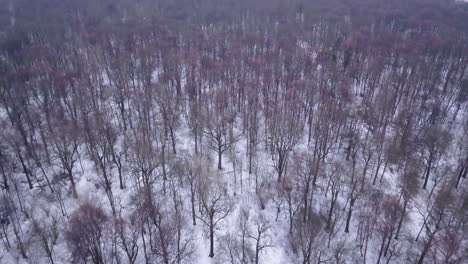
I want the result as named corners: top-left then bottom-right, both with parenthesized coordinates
top-left (326, 194), bottom-right (337, 230)
top-left (383, 229), bottom-right (393, 257)
top-left (13, 225), bottom-right (27, 259)
top-left (249, 142), bottom-right (253, 175)
top-left (395, 199), bottom-right (407, 240)
top-left (255, 239), bottom-right (260, 264)
top-left (170, 125), bottom-right (176, 154)
top-left (456, 156), bottom-right (468, 189)
top-left (373, 158), bottom-right (382, 185)
top-left (417, 234), bottom-right (434, 264)
top-left (209, 221), bottom-right (215, 257)
top-left (162, 144), bottom-right (167, 194)
top-left (141, 227), bottom-right (149, 264)
top-left (376, 235), bottom-right (386, 264)
top-left (194, 129), bottom-right (198, 155)
top-left (119, 98), bottom-right (127, 131)
top-left (17, 151), bottom-right (33, 189)
top-left (67, 168), bottom-right (78, 198)
top-left (303, 181), bottom-right (310, 222)
top-left (422, 155), bottom-right (433, 189)
top-left (277, 151), bottom-right (285, 181)
top-left (190, 185), bottom-right (196, 225)
top-left (117, 164), bottom-right (124, 190)
top-left (218, 149), bottom-right (222, 170)
top-left (0, 162), bottom-right (9, 190)
top-left (43, 239), bottom-right (55, 264)
top-left (344, 198), bottom-right (355, 233)
top-left (361, 153), bottom-right (372, 190)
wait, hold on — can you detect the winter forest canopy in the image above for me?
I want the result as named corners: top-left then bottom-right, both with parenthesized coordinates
top-left (1, 0), bottom-right (468, 263)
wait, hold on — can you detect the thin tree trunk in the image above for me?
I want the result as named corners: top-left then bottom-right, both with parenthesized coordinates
top-left (345, 198), bottom-right (355, 233)
top-left (218, 147), bottom-right (222, 170)
top-left (373, 158), bottom-right (382, 185)
top-left (67, 168), bottom-right (77, 198)
top-left (255, 238), bottom-right (260, 264)
top-left (417, 234), bottom-right (434, 264)
top-left (141, 227), bottom-right (149, 264)
top-left (162, 144), bottom-right (167, 194)
top-left (0, 162), bottom-right (8, 190)
top-left (191, 184), bottom-right (196, 225)
top-left (170, 125), bottom-right (176, 154)
top-left (456, 156), bottom-right (468, 188)
top-left (383, 229), bottom-right (393, 257)
top-left (209, 220), bottom-right (215, 257)
top-left (326, 193), bottom-right (337, 230)
top-left (303, 181), bottom-right (310, 223)
top-left (117, 164), bottom-right (124, 190)
top-left (423, 156), bottom-right (433, 189)
top-left (376, 235), bottom-right (386, 264)
top-left (194, 129), bottom-right (198, 155)
top-left (17, 151), bottom-right (33, 189)
top-left (395, 199), bottom-right (407, 240)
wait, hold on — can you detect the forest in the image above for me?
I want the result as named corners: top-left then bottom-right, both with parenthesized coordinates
top-left (0, 0), bottom-right (468, 263)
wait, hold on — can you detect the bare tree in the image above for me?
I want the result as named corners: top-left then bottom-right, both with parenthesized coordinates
top-left (157, 81), bottom-right (181, 155)
top-left (279, 175), bottom-right (303, 234)
top-left (202, 88), bottom-right (241, 170)
top-left (31, 211), bottom-right (60, 264)
top-left (269, 107), bottom-right (304, 181)
top-left (115, 211), bottom-right (140, 264)
top-left (418, 125), bottom-right (451, 190)
top-left (395, 158), bottom-right (420, 240)
top-left (50, 116), bottom-right (80, 198)
top-left (290, 211), bottom-right (325, 264)
top-left (375, 194), bottom-right (401, 264)
top-left (248, 213), bottom-right (273, 264)
top-left (197, 171), bottom-right (233, 257)
top-left (147, 198), bottom-right (195, 264)
top-left (0, 143), bottom-right (11, 191)
top-left (217, 207), bottom-right (253, 264)
top-left (65, 202), bottom-right (110, 264)
top-left (325, 164), bottom-right (343, 232)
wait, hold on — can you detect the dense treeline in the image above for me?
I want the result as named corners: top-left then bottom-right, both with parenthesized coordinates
top-left (1, 0), bottom-right (468, 263)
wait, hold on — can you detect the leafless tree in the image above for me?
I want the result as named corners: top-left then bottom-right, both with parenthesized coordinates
top-left (50, 116), bottom-right (80, 198)
top-left (269, 106), bottom-right (304, 182)
top-left (290, 211), bottom-right (325, 264)
top-left (197, 171), bottom-right (233, 257)
top-left (202, 88), bottom-right (241, 170)
top-left (248, 213), bottom-right (273, 264)
top-left (65, 202), bottom-right (110, 264)
top-left (31, 211), bottom-right (60, 264)
top-left (418, 125), bottom-right (452, 190)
